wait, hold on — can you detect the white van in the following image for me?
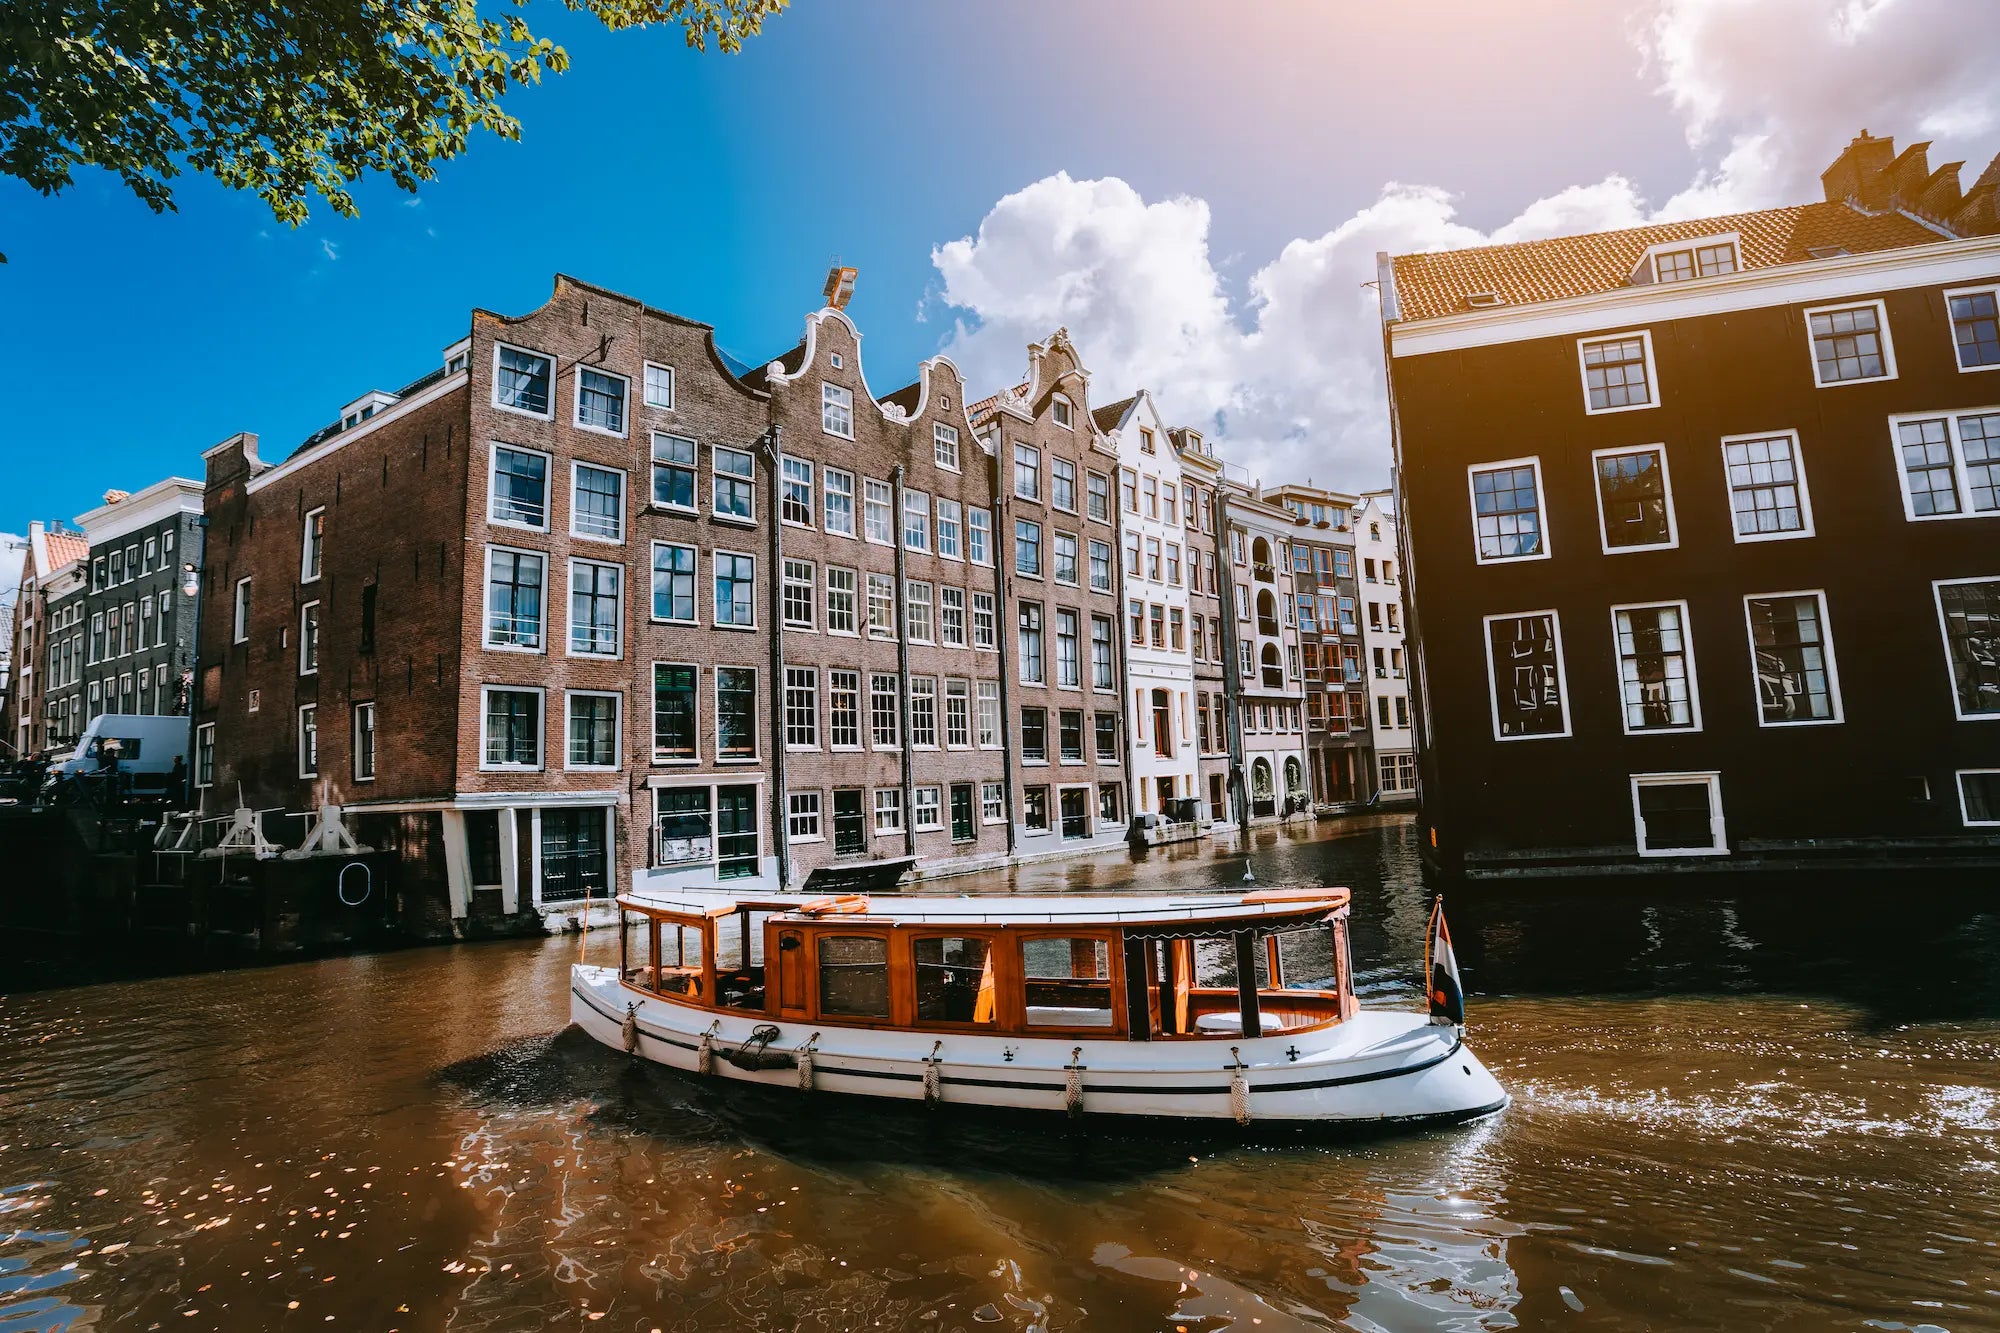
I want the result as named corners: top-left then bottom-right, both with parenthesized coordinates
top-left (51, 714), bottom-right (191, 787)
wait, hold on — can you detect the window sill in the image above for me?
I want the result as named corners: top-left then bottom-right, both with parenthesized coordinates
top-left (712, 622), bottom-right (759, 633)
top-left (651, 757), bottom-right (702, 766)
top-left (484, 642), bottom-right (549, 655)
top-left (645, 503), bottom-right (700, 519)
top-left (710, 512), bottom-right (759, 529)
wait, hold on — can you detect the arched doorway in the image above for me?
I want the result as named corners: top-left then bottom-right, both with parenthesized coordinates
top-left (1251, 757), bottom-right (1274, 819)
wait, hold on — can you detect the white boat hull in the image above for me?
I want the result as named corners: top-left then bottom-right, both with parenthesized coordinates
top-left (570, 964), bottom-right (1507, 1131)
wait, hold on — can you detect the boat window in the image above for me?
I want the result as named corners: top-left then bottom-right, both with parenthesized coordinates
top-left (1023, 937), bottom-right (1114, 1027)
top-left (1273, 926), bottom-right (1336, 990)
top-left (914, 936), bottom-right (997, 1024)
top-left (715, 909), bottom-right (771, 1010)
top-left (817, 935), bottom-right (890, 1018)
top-left (629, 918), bottom-right (706, 998)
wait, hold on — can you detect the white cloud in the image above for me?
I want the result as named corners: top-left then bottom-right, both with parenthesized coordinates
top-left (320, 238), bottom-right (340, 261)
top-left (930, 0), bottom-right (2000, 491)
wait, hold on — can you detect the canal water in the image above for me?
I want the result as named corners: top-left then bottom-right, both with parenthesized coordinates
top-left (4, 815), bottom-right (1998, 1331)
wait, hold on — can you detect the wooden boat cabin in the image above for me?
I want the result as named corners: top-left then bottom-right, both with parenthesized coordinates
top-left (613, 889), bottom-right (1359, 1040)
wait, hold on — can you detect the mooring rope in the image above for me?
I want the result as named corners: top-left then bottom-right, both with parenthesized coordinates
top-left (697, 1019), bottom-right (721, 1075)
top-left (1229, 1046), bottom-right (1252, 1126)
top-left (1064, 1046), bottom-right (1086, 1118)
top-left (621, 1002), bottom-right (639, 1055)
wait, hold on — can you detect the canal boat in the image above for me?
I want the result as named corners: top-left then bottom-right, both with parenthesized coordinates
top-left (569, 886), bottom-right (1506, 1132)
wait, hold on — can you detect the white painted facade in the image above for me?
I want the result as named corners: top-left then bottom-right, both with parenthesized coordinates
top-left (1355, 493), bottom-right (1415, 800)
top-left (1103, 394), bottom-right (1200, 820)
top-left (1224, 489), bottom-right (1311, 820)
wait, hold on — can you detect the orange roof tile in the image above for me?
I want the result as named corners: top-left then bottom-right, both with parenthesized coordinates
top-left (44, 532), bottom-right (88, 571)
top-left (1390, 201), bottom-right (1942, 323)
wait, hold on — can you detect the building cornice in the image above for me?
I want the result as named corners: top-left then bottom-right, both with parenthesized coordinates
top-left (76, 479), bottom-right (204, 546)
top-left (1388, 232), bottom-right (2000, 358)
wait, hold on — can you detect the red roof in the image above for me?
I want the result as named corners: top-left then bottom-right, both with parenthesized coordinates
top-left (1390, 201), bottom-right (1942, 323)
top-left (43, 531), bottom-right (88, 571)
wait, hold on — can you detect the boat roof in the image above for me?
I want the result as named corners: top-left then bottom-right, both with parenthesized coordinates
top-left (615, 886), bottom-right (1350, 929)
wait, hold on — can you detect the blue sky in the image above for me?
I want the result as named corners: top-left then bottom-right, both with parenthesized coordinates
top-left (3, 0), bottom-right (1995, 534)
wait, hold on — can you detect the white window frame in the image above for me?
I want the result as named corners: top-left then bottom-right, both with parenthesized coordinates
top-left (711, 446), bottom-right (757, 525)
top-left (713, 665), bottom-right (761, 762)
top-left (823, 467), bottom-right (856, 539)
top-left (194, 721), bottom-right (215, 788)
top-left (1957, 770), bottom-right (2000, 826)
top-left (1720, 429), bottom-right (1816, 543)
top-left (650, 432), bottom-right (699, 516)
top-left (569, 460), bottom-right (627, 545)
top-left (934, 422), bottom-right (961, 472)
top-left (297, 703), bottom-right (319, 778)
top-left (563, 689), bottom-right (623, 772)
top-left (487, 441), bottom-right (553, 534)
top-left (873, 787), bottom-right (903, 836)
top-left (1639, 233), bottom-right (1739, 284)
top-left (1804, 299), bottom-right (1897, 388)
top-left (298, 600), bottom-right (320, 676)
top-left (712, 549), bottom-right (758, 631)
top-left (1741, 589), bottom-right (1844, 728)
top-left (566, 557), bottom-right (624, 659)
top-left (1609, 599), bottom-right (1702, 736)
top-left (483, 544), bottom-right (548, 654)
top-left (781, 456), bottom-right (815, 529)
top-left (491, 341), bottom-right (556, 421)
top-left (782, 558), bottom-right (816, 631)
top-left (1051, 393), bottom-right (1074, 430)
top-left (351, 702), bottom-right (377, 782)
top-left (912, 785), bottom-right (943, 832)
top-left (479, 683), bottom-right (545, 772)
top-left (1630, 772), bottom-right (1728, 858)
top-left (783, 665), bottom-right (820, 751)
top-left (1944, 284), bottom-right (2000, 375)
top-left (232, 578), bottom-right (251, 644)
top-left (652, 661), bottom-right (702, 764)
top-left (1888, 406), bottom-right (2000, 523)
top-left (981, 780), bottom-right (1006, 824)
top-left (1481, 608), bottom-right (1572, 742)
top-left (1466, 457), bottom-right (1551, 566)
top-left (300, 506), bottom-right (325, 583)
top-left (643, 361), bottom-right (676, 409)
top-left (1932, 576), bottom-right (2000, 722)
top-left (825, 566), bottom-right (859, 637)
top-left (572, 364), bottom-right (630, 438)
top-left (650, 541), bottom-right (699, 626)
top-left (1590, 443), bottom-right (1679, 554)
top-left (822, 382), bottom-right (855, 440)
top-left (863, 478), bottom-right (895, 546)
top-left (787, 790), bottom-right (824, 843)
top-left (1576, 330), bottom-right (1659, 416)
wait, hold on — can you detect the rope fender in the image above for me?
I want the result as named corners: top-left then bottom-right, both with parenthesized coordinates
top-left (796, 1033), bottom-right (820, 1091)
top-left (621, 1002), bottom-right (640, 1055)
top-left (1229, 1046), bottom-right (1252, 1126)
top-left (922, 1040), bottom-right (945, 1108)
top-left (697, 1019), bottom-right (721, 1076)
top-left (1064, 1046), bottom-right (1086, 1119)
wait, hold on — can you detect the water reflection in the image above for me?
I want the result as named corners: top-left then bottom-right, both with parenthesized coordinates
top-left (1, 815), bottom-right (1998, 1331)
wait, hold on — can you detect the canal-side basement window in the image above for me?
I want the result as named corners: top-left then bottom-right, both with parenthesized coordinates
top-left (481, 686), bottom-right (543, 770)
top-left (1483, 610), bottom-right (1570, 740)
top-left (1613, 601), bottom-right (1700, 733)
top-left (1891, 410), bottom-right (2000, 520)
top-left (1959, 771), bottom-right (2000, 826)
top-left (1744, 592), bottom-right (1842, 725)
top-left (1468, 459), bottom-right (1548, 563)
top-left (1577, 332), bottom-right (1657, 414)
top-left (1722, 432), bottom-right (1814, 540)
top-left (1592, 445), bottom-right (1677, 552)
top-left (1631, 772), bottom-right (1726, 856)
top-left (1805, 301), bottom-right (1895, 386)
top-left (1947, 286), bottom-right (2000, 371)
top-left (1934, 578), bottom-right (2000, 719)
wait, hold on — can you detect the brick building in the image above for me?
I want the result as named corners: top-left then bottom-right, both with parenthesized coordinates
top-left (2, 522), bottom-right (90, 755)
top-left (1381, 130), bottom-right (2000, 879)
top-left (1173, 428), bottom-right (1236, 826)
top-left (972, 331), bottom-right (1131, 852)
top-left (1263, 482), bottom-right (1373, 805)
top-left (78, 480), bottom-right (205, 726)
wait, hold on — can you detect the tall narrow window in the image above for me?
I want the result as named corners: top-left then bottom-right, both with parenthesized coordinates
top-left (828, 670), bottom-right (861, 748)
top-left (1018, 602), bottom-right (1044, 684)
top-left (1578, 333), bottom-right (1655, 413)
top-left (653, 665), bottom-right (697, 761)
top-left (972, 592), bottom-right (996, 650)
top-left (784, 667), bottom-right (819, 748)
top-left (710, 552), bottom-right (756, 628)
top-left (968, 508), bottom-right (992, 565)
top-left (1935, 577), bottom-right (2000, 720)
top-left (903, 490), bottom-right (931, 551)
top-left (826, 567), bottom-right (858, 635)
top-left (1613, 602), bottom-right (1698, 733)
top-left (1014, 519), bottom-right (1043, 577)
top-left (652, 543), bottom-right (696, 623)
top-left (1090, 615), bottom-right (1113, 690)
top-left (1055, 608), bottom-right (1080, 688)
top-left (909, 677), bottom-right (938, 747)
top-left (1052, 458), bottom-right (1077, 512)
top-left (782, 458), bottom-right (814, 526)
top-left (1054, 532), bottom-right (1079, 586)
top-left (1484, 611), bottom-right (1569, 739)
top-left (301, 508), bottom-right (324, 581)
top-left (572, 464), bottom-right (625, 541)
top-left (1593, 445), bottom-right (1676, 551)
top-left (651, 434), bottom-right (697, 511)
top-left (297, 704), bottom-right (318, 777)
top-left (298, 602), bottom-right (320, 675)
top-left (1019, 707), bottom-right (1047, 762)
top-left (566, 693), bottom-right (620, 768)
top-left (864, 479), bottom-right (895, 544)
top-left (1468, 460), bottom-right (1547, 562)
top-left (485, 549), bottom-right (545, 650)
top-left (712, 447), bottom-right (755, 521)
top-left (1087, 472), bottom-right (1110, 522)
top-left (1014, 443), bottom-right (1041, 501)
top-left (822, 382), bottom-right (854, 438)
top-left (1722, 432), bottom-right (1812, 540)
top-left (568, 561), bottom-right (621, 657)
top-left (716, 667), bottom-right (757, 760)
top-left (644, 363), bottom-right (675, 409)
top-left (940, 587), bottom-right (966, 647)
top-left (824, 468), bottom-right (856, 536)
top-left (490, 446), bottom-right (550, 529)
top-left (934, 423), bottom-right (960, 469)
top-left (575, 368), bottom-right (627, 434)
top-left (869, 674), bottom-right (899, 748)
top-left (482, 687), bottom-right (541, 769)
top-left (944, 679), bottom-right (971, 747)
top-left (936, 498), bottom-right (962, 559)
top-left (349, 703), bottom-right (376, 780)
top-left (905, 581), bottom-right (934, 642)
top-left (1745, 592), bottom-right (1840, 725)
top-left (976, 682), bottom-right (1000, 747)
top-left (867, 573), bottom-right (895, 639)
top-left (783, 559), bottom-right (816, 629)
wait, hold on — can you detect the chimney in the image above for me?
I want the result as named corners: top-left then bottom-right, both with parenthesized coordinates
top-left (1954, 150), bottom-right (2000, 238)
top-left (1821, 129), bottom-right (1898, 207)
top-left (822, 265), bottom-right (856, 311)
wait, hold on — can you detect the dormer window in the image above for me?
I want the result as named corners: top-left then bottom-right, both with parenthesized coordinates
top-left (1463, 291), bottom-right (1506, 309)
top-left (1640, 235), bottom-right (1740, 285)
top-left (1051, 394), bottom-right (1074, 429)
